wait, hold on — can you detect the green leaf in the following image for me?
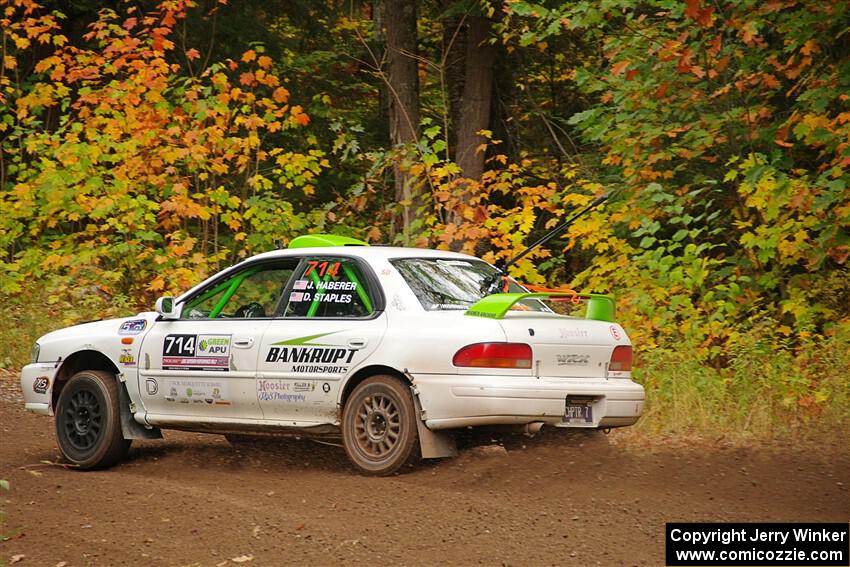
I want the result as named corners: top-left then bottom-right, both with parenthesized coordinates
top-left (423, 125), bottom-right (441, 140)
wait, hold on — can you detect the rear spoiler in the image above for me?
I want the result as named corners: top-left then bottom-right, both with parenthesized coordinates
top-left (465, 292), bottom-right (615, 322)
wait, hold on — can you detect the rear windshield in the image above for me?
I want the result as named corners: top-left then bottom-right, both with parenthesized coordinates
top-left (391, 257), bottom-right (548, 312)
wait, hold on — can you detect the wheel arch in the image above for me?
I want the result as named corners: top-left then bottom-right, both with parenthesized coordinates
top-left (52, 350), bottom-right (120, 411)
top-left (339, 364), bottom-right (457, 469)
top-left (340, 364), bottom-right (410, 409)
top-left (52, 350), bottom-right (162, 441)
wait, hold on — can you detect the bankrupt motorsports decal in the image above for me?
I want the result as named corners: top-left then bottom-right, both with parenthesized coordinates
top-left (264, 331), bottom-right (358, 374)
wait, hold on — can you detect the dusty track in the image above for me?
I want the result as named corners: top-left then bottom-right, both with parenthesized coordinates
top-left (1, 375), bottom-right (847, 566)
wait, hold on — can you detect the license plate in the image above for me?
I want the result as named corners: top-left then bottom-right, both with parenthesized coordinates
top-left (564, 397), bottom-right (593, 423)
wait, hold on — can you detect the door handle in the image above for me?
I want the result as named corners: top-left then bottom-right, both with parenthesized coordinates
top-left (233, 337), bottom-right (254, 348)
top-left (348, 338), bottom-right (368, 349)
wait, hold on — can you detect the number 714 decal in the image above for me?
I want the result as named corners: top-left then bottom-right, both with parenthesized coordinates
top-left (162, 334), bottom-right (232, 371)
top-left (304, 261), bottom-right (341, 278)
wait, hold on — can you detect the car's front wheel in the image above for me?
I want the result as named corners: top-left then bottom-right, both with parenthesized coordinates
top-left (55, 370), bottom-right (131, 470)
top-left (342, 375), bottom-right (419, 475)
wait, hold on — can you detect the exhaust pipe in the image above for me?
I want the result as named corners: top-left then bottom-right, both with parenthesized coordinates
top-left (523, 422), bottom-right (544, 436)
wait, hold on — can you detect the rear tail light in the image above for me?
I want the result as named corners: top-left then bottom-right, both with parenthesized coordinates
top-left (453, 342), bottom-right (532, 369)
top-left (609, 345), bottom-right (632, 371)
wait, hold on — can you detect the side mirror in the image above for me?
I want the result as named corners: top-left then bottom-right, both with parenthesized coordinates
top-left (155, 296), bottom-right (179, 320)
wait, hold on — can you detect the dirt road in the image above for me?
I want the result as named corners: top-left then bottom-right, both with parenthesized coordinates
top-left (1, 375), bottom-right (847, 567)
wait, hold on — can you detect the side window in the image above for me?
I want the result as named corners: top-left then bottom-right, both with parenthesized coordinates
top-left (182, 262), bottom-right (296, 319)
top-left (282, 258), bottom-right (374, 318)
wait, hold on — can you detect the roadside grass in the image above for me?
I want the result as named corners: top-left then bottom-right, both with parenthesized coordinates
top-left (0, 291), bottom-right (138, 370)
top-left (1, 294), bottom-right (847, 442)
top-left (632, 330), bottom-right (850, 440)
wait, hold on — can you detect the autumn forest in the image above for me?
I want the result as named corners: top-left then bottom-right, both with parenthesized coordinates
top-left (2, 0), bottom-right (848, 433)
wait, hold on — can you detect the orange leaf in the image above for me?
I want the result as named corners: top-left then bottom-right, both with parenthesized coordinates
top-left (258, 55), bottom-right (272, 69)
top-left (290, 106), bottom-right (310, 126)
top-left (611, 60), bottom-right (630, 77)
top-left (241, 49), bottom-right (256, 62)
top-left (186, 48), bottom-right (200, 60)
top-left (800, 40), bottom-right (819, 56)
top-left (829, 245), bottom-right (849, 265)
top-left (273, 87), bottom-right (290, 103)
top-left (685, 0), bottom-right (714, 27)
top-left (684, 0), bottom-right (701, 20)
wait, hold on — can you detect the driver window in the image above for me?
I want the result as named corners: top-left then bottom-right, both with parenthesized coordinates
top-left (282, 258), bottom-right (374, 318)
top-left (182, 262), bottom-right (296, 319)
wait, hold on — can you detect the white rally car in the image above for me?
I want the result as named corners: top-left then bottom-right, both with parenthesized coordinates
top-left (21, 234), bottom-right (644, 475)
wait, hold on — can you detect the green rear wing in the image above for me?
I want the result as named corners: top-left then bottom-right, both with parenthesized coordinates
top-left (465, 292), bottom-right (615, 322)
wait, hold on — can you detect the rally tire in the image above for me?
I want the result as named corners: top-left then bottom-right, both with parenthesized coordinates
top-left (342, 375), bottom-right (419, 476)
top-left (55, 370), bottom-right (131, 470)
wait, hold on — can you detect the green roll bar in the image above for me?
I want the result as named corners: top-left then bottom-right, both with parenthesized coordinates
top-left (304, 261), bottom-right (373, 317)
top-left (208, 265), bottom-right (262, 318)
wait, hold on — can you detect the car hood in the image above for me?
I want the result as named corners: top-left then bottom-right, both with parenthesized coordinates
top-left (38, 312), bottom-right (157, 344)
top-left (36, 312), bottom-right (158, 363)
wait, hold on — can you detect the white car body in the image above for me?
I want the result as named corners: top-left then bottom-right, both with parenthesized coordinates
top-left (21, 237), bottom-right (644, 472)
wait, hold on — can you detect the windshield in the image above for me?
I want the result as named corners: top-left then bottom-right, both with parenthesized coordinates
top-left (391, 257), bottom-right (548, 312)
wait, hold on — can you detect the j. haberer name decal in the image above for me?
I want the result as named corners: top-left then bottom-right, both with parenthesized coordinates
top-left (266, 346), bottom-right (357, 365)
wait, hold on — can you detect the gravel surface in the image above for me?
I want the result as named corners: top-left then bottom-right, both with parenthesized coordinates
top-left (1, 370), bottom-right (847, 566)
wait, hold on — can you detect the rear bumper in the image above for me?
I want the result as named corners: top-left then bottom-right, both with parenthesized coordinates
top-left (21, 362), bottom-right (57, 416)
top-left (411, 373), bottom-right (644, 430)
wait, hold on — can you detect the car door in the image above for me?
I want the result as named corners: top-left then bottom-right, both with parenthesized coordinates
top-left (138, 259), bottom-right (297, 421)
top-left (256, 255), bottom-right (387, 423)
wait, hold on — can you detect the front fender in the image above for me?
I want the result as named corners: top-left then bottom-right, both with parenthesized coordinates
top-left (20, 362), bottom-right (58, 415)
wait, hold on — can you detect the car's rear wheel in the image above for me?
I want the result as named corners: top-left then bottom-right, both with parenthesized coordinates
top-left (342, 375), bottom-right (419, 475)
top-left (55, 370), bottom-right (130, 470)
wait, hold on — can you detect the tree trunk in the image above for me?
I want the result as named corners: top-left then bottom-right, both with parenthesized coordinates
top-left (384, 0), bottom-right (420, 240)
top-left (441, 4), bottom-right (466, 152)
top-left (455, 15), bottom-right (495, 180)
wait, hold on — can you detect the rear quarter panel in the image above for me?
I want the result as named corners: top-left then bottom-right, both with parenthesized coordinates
top-left (367, 257), bottom-right (510, 374)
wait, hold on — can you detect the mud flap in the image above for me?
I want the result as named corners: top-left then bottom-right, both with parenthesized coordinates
top-left (118, 382), bottom-right (162, 440)
top-left (411, 391), bottom-right (457, 459)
